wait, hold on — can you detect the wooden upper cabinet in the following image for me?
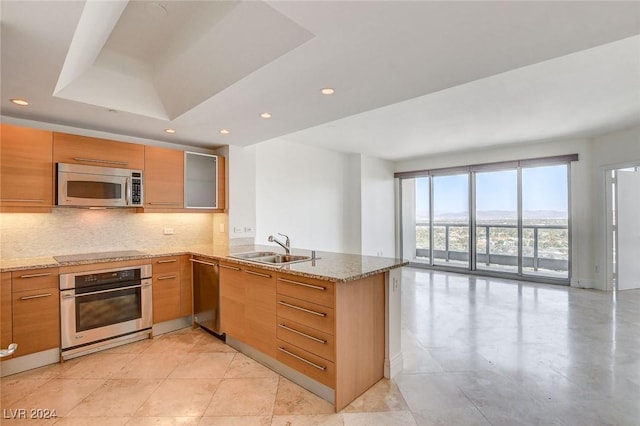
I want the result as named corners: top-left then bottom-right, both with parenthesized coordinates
top-left (53, 132), bottom-right (144, 170)
top-left (0, 124), bottom-right (53, 212)
top-left (144, 146), bottom-right (184, 210)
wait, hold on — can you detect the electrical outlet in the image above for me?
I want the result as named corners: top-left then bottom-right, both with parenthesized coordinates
top-left (233, 227), bottom-right (243, 233)
top-left (163, 227), bottom-right (174, 235)
top-left (244, 226), bottom-right (253, 233)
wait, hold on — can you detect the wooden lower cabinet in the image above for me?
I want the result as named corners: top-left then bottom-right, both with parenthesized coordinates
top-left (152, 255), bottom-right (191, 323)
top-left (219, 264), bottom-right (385, 411)
top-left (219, 262), bottom-right (276, 357)
top-left (10, 268), bottom-right (60, 357)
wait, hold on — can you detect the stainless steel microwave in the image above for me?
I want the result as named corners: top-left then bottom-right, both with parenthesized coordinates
top-left (57, 163), bottom-right (143, 207)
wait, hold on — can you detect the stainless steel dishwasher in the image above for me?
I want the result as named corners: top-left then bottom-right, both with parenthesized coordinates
top-left (190, 257), bottom-right (222, 335)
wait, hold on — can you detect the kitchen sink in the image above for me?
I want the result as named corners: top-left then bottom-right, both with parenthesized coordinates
top-left (230, 251), bottom-right (312, 265)
top-left (232, 251), bottom-right (278, 259)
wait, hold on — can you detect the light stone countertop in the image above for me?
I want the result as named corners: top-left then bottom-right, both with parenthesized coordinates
top-left (1, 244), bottom-right (408, 283)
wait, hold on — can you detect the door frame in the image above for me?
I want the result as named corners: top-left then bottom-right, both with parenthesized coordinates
top-left (604, 163), bottom-right (640, 292)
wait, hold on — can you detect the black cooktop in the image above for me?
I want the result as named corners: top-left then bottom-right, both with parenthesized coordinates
top-left (53, 250), bottom-right (146, 263)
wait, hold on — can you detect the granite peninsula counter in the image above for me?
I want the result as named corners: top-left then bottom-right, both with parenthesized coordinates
top-left (0, 244), bottom-right (407, 281)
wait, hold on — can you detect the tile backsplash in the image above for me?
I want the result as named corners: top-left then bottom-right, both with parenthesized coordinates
top-left (0, 209), bottom-right (218, 259)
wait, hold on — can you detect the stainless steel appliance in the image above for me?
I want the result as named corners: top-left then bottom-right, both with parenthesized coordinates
top-left (57, 162), bottom-right (143, 207)
top-left (190, 258), bottom-right (221, 335)
top-left (59, 264), bottom-right (152, 360)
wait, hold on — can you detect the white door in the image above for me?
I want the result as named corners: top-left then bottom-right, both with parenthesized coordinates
top-left (617, 169), bottom-right (640, 291)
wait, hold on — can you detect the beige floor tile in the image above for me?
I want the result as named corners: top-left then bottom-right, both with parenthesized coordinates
top-left (203, 377), bottom-right (278, 416)
top-left (198, 416), bottom-right (272, 425)
top-left (58, 353), bottom-right (138, 379)
top-left (189, 332), bottom-right (236, 354)
top-left (341, 379), bottom-right (408, 413)
top-left (168, 353), bottom-right (235, 379)
top-left (9, 378), bottom-right (105, 417)
top-left (0, 378), bottom-right (50, 408)
top-left (273, 377), bottom-right (334, 415)
top-left (112, 353), bottom-right (184, 379)
top-left (342, 410), bottom-right (417, 426)
top-left (271, 414), bottom-right (345, 426)
top-left (135, 379), bottom-right (220, 417)
top-left (66, 379), bottom-right (162, 417)
top-left (127, 417), bottom-right (201, 425)
top-left (223, 353), bottom-right (278, 379)
top-left (144, 330), bottom-right (198, 354)
top-left (54, 417), bottom-right (131, 425)
top-left (0, 416), bottom-right (57, 425)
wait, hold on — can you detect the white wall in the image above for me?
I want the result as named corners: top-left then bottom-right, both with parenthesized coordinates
top-left (361, 155), bottom-right (396, 257)
top-left (395, 137), bottom-right (595, 288)
top-left (591, 125), bottom-right (640, 290)
top-left (219, 144), bottom-right (257, 245)
top-left (255, 139), bottom-right (360, 253)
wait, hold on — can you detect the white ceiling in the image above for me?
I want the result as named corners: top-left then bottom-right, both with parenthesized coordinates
top-left (1, 1), bottom-right (639, 161)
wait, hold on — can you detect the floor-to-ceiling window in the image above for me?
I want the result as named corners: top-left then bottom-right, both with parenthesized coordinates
top-left (521, 164), bottom-right (569, 279)
top-left (398, 155), bottom-right (575, 284)
top-left (475, 169), bottom-right (518, 274)
top-left (432, 173), bottom-right (469, 268)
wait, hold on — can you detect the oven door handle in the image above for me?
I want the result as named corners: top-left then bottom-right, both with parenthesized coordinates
top-left (71, 284), bottom-right (142, 298)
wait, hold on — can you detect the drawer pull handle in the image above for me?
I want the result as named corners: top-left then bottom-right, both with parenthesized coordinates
top-left (278, 278), bottom-right (326, 291)
top-left (157, 259), bottom-right (177, 264)
top-left (190, 259), bottom-right (219, 267)
top-left (73, 157), bottom-right (128, 166)
top-left (279, 347), bottom-right (326, 371)
top-left (278, 301), bottom-right (326, 317)
top-left (148, 202), bottom-right (181, 206)
top-left (218, 264), bottom-right (240, 271)
top-left (1, 198), bottom-right (44, 203)
top-left (19, 272), bottom-right (52, 279)
top-left (245, 270), bottom-right (272, 279)
top-left (20, 293), bottom-right (52, 300)
top-left (157, 275), bottom-right (177, 280)
top-left (278, 323), bottom-right (326, 344)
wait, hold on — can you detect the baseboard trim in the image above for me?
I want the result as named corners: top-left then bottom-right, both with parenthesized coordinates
top-left (1, 348), bottom-right (60, 377)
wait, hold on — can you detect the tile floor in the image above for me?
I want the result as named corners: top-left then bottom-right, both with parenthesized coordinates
top-left (2, 267), bottom-right (639, 425)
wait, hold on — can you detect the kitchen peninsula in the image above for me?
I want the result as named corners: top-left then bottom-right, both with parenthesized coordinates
top-left (0, 245), bottom-right (407, 412)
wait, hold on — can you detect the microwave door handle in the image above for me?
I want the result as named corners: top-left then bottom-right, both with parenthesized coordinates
top-left (125, 177), bottom-right (131, 206)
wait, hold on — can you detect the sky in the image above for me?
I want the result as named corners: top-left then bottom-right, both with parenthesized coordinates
top-left (414, 165), bottom-right (568, 219)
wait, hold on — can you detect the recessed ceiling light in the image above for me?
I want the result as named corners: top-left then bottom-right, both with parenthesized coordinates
top-left (220, 129), bottom-right (230, 135)
top-left (260, 112), bottom-right (272, 119)
top-left (164, 128), bottom-right (176, 134)
top-left (10, 98), bottom-right (29, 106)
top-left (321, 88), bottom-right (335, 95)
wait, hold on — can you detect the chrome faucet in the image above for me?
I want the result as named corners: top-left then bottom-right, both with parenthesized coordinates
top-left (268, 233), bottom-right (290, 254)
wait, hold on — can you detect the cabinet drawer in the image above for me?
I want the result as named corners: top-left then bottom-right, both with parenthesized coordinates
top-left (11, 268), bottom-right (58, 292)
top-left (12, 288), bottom-right (60, 356)
top-left (152, 256), bottom-right (181, 275)
top-left (277, 274), bottom-right (334, 308)
top-left (277, 318), bottom-right (335, 362)
top-left (276, 340), bottom-right (335, 388)
top-left (276, 295), bottom-right (334, 335)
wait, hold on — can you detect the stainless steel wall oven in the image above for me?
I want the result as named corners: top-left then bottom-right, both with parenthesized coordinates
top-left (60, 264), bottom-right (152, 360)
